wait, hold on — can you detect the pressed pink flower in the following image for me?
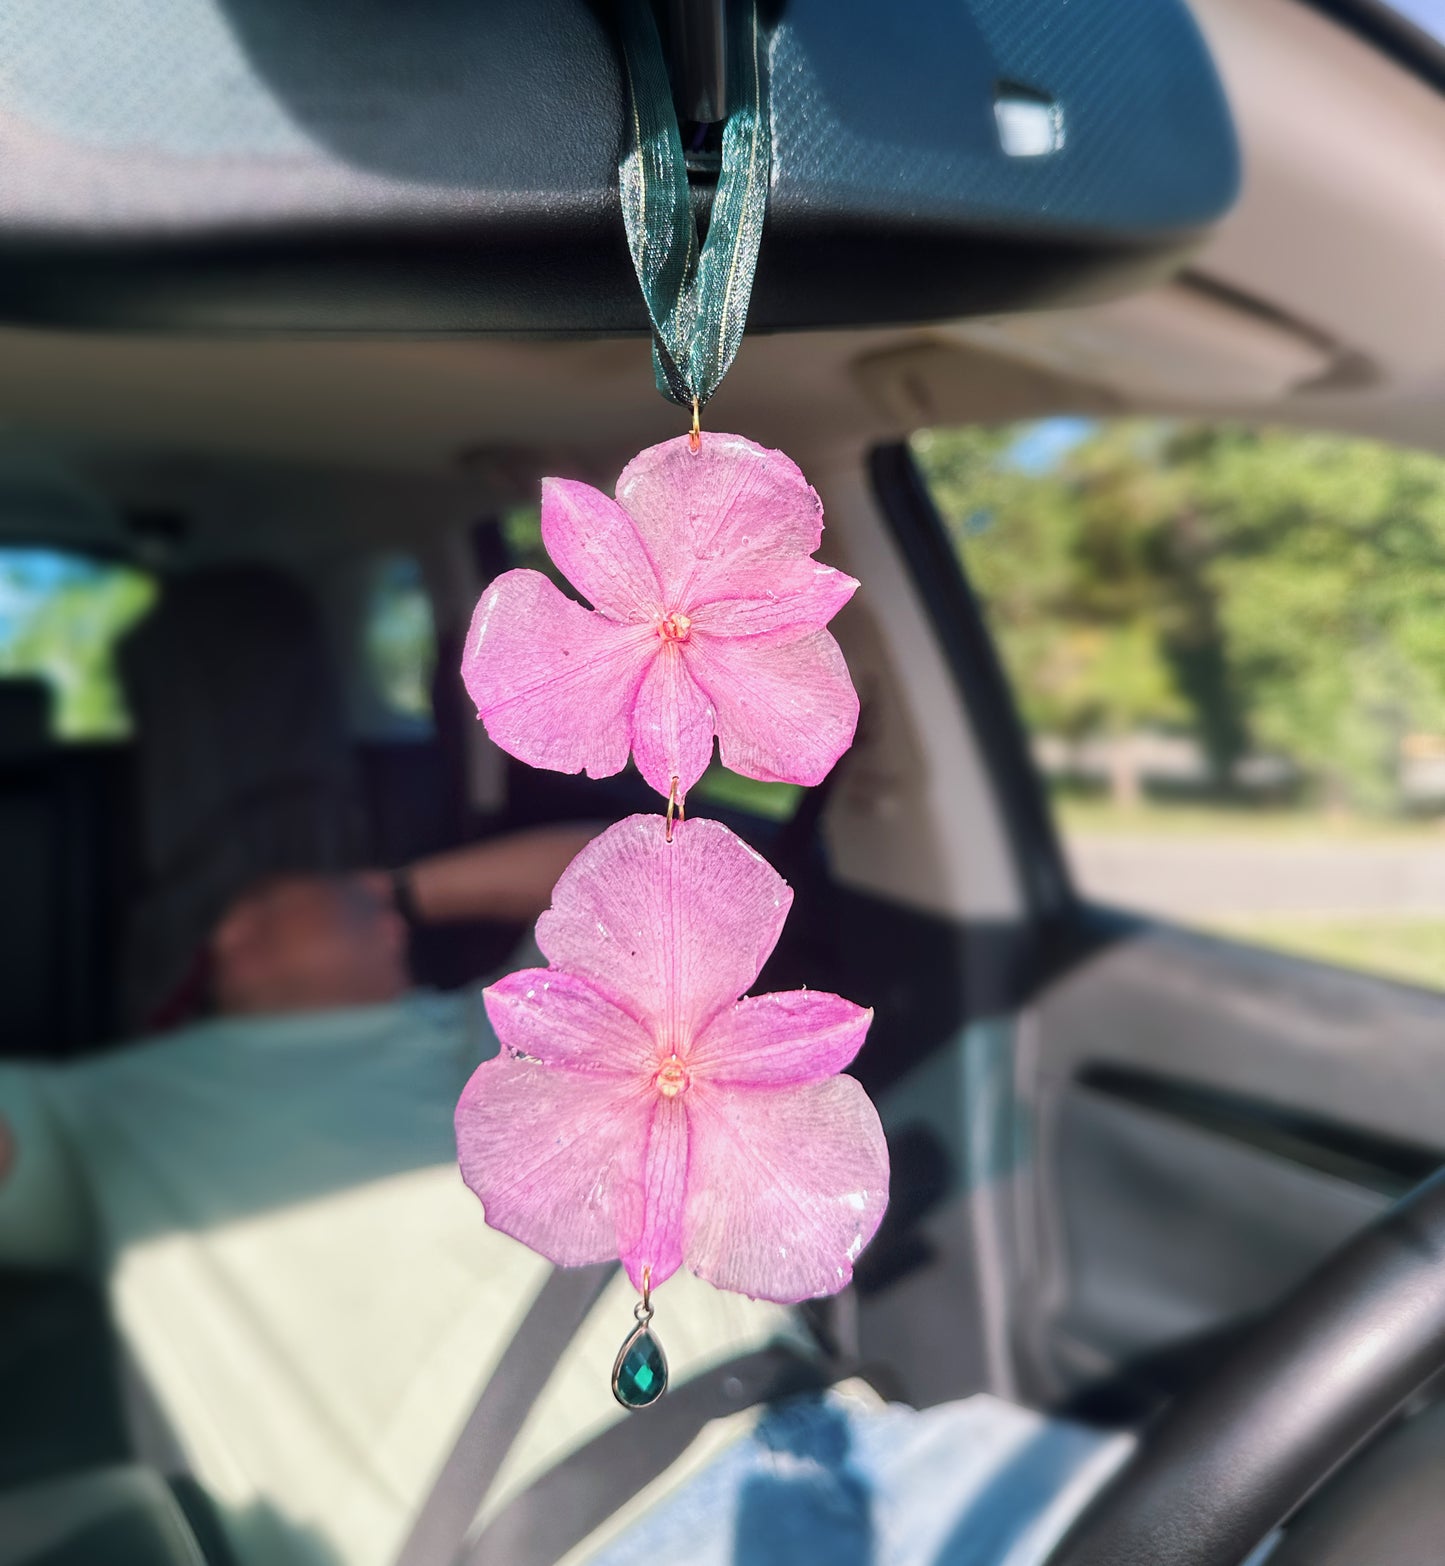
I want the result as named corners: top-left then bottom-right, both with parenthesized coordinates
top-left (455, 814), bottom-right (889, 1303)
top-left (462, 434), bottom-right (860, 803)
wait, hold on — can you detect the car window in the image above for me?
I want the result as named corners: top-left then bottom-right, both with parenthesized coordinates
top-left (0, 546), bottom-right (156, 740)
top-left (497, 503), bottom-right (802, 822)
top-left (915, 419), bottom-right (1445, 991)
top-left (362, 552), bottom-right (437, 735)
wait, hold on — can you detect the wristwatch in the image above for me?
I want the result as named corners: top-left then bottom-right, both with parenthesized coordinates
top-left (390, 865), bottom-right (424, 930)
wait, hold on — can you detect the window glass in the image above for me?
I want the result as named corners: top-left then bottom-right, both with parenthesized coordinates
top-left (915, 420), bottom-right (1445, 990)
top-left (690, 770), bottom-right (802, 821)
top-left (495, 506), bottom-right (802, 822)
top-left (0, 547), bottom-right (156, 740)
top-left (363, 554), bottom-right (437, 732)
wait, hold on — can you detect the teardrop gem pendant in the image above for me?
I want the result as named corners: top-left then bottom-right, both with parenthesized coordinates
top-left (612, 1277), bottom-right (667, 1410)
top-left (612, 1321), bottom-right (668, 1409)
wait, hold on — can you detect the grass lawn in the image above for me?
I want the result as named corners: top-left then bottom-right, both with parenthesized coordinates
top-left (1197, 913), bottom-right (1445, 991)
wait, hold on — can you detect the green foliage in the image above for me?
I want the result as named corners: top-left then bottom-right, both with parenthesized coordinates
top-left (1189, 427), bottom-right (1445, 813)
top-left (914, 420), bottom-right (1445, 815)
top-left (499, 505), bottom-right (570, 593)
top-left (915, 423), bottom-right (1190, 811)
top-left (0, 553), bottom-right (156, 739)
top-left (691, 764), bottom-right (801, 821)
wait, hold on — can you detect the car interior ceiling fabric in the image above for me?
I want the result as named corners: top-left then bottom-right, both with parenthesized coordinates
top-left (115, 564), bottom-right (366, 1031)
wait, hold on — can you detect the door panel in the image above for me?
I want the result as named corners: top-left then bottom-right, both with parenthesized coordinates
top-left (1013, 915), bottom-right (1445, 1407)
top-left (1047, 1077), bottom-right (1384, 1371)
top-left (1036, 918), bottom-right (1445, 1150)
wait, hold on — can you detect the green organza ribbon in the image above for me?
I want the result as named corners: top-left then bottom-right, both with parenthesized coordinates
top-left (617, 0), bottom-right (771, 410)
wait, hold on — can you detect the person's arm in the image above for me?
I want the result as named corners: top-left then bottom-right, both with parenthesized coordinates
top-left (394, 824), bottom-right (602, 926)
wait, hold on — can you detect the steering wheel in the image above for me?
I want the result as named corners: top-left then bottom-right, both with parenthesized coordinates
top-left (1043, 1166), bottom-right (1445, 1566)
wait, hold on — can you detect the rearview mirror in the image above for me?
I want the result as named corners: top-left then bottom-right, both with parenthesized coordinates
top-left (0, 0), bottom-right (1238, 333)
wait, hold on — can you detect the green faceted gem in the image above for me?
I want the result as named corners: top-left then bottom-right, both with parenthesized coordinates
top-left (612, 1324), bottom-right (668, 1409)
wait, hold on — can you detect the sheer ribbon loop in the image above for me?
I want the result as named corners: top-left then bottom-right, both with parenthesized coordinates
top-left (618, 0), bottom-right (771, 410)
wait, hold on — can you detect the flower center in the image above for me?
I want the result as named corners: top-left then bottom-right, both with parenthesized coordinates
top-left (654, 1056), bottom-right (691, 1098)
top-left (658, 611), bottom-right (692, 644)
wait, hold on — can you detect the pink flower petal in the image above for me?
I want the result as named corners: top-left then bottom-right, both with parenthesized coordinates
top-left (483, 969), bottom-right (656, 1077)
top-left (630, 646), bottom-right (717, 800)
top-left (683, 1076), bottom-right (890, 1303)
top-left (687, 627), bottom-right (860, 786)
top-left (535, 815), bottom-right (792, 1047)
top-left (463, 569), bottom-right (656, 780)
top-left (688, 992), bottom-right (873, 1087)
top-left (456, 1056), bottom-right (649, 1268)
top-left (617, 1098), bottom-right (689, 1291)
top-left (688, 560), bottom-right (859, 639)
top-left (540, 477), bottom-right (664, 624)
top-left (615, 435), bottom-right (825, 606)
top-left (458, 817), bottom-right (892, 1302)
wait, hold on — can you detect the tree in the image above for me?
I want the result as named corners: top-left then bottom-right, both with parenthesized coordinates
top-left (0, 555), bottom-right (155, 738)
top-left (1185, 426), bottom-right (1445, 813)
top-left (914, 420), bottom-right (1445, 816)
top-left (915, 423), bottom-right (1189, 807)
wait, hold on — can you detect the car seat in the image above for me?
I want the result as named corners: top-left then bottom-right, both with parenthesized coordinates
top-left (116, 565), bottom-right (366, 1032)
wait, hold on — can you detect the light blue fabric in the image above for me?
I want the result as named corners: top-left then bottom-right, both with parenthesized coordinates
top-left (587, 1390), bottom-right (1131, 1566)
top-left (56, 989), bottom-right (488, 1264)
top-left (0, 988), bottom-right (490, 1272)
top-left (1, 985), bottom-right (1129, 1566)
top-left (0, 1062), bottom-right (93, 1269)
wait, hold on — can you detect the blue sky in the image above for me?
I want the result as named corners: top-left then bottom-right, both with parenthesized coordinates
top-left (0, 547), bottom-right (108, 644)
top-left (1006, 417), bottom-right (1095, 474)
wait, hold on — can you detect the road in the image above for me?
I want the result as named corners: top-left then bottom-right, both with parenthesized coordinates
top-left (1066, 835), bottom-right (1445, 920)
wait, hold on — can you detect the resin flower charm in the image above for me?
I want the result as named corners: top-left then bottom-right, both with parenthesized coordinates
top-left (455, 814), bottom-right (889, 1304)
top-left (462, 435), bottom-right (860, 804)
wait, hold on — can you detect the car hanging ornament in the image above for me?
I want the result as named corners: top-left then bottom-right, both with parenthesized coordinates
top-left (455, 0), bottom-right (890, 1411)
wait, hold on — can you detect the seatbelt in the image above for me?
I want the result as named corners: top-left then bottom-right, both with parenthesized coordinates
top-left (393, 1261), bottom-right (617, 1566)
top-left (462, 1344), bottom-right (843, 1566)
